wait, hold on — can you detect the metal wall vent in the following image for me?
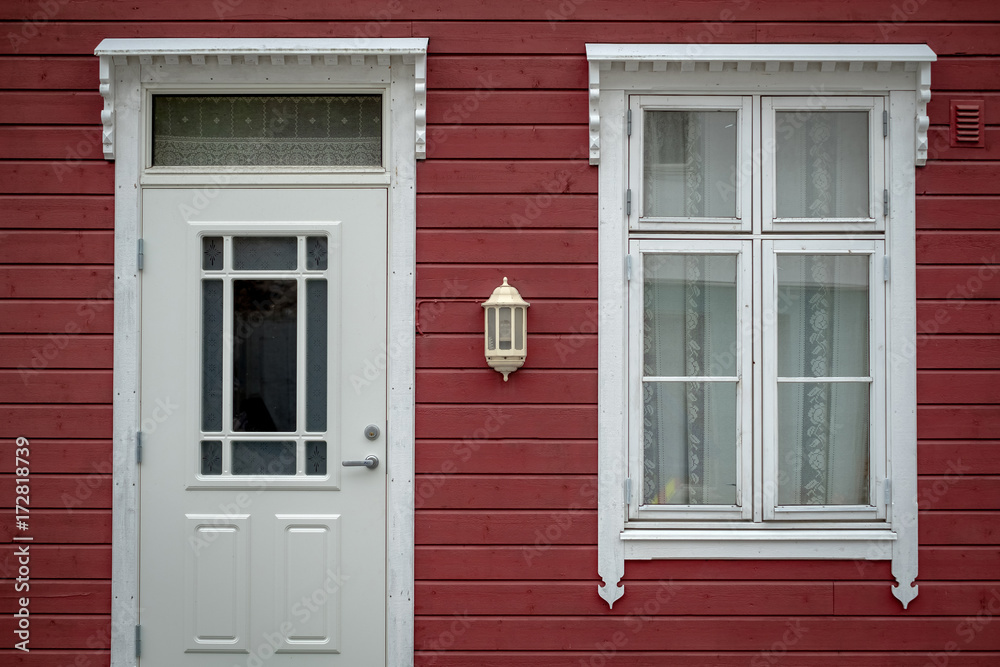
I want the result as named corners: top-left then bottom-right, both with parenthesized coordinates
top-left (950, 99), bottom-right (985, 147)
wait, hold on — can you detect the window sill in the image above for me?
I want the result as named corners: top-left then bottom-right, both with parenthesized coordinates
top-left (621, 528), bottom-right (896, 560)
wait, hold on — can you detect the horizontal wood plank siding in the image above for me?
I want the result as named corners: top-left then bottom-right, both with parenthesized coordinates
top-left (2, 0), bottom-right (1000, 21)
top-left (0, 3), bottom-right (996, 664)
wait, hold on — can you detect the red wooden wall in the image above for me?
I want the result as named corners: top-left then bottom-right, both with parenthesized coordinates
top-left (0, 1), bottom-right (998, 665)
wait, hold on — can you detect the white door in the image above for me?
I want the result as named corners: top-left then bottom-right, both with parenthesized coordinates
top-left (139, 188), bottom-right (387, 666)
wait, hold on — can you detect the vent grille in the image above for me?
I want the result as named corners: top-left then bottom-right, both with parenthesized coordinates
top-left (950, 99), bottom-right (985, 147)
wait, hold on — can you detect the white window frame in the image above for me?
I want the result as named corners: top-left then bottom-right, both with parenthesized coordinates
top-left (142, 89), bottom-right (392, 177)
top-left (96, 38), bottom-right (427, 666)
top-left (588, 43), bottom-right (935, 611)
top-left (761, 239), bottom-right (887, 523)
top-left (761, 96), bottom-right (886, 232)
top-left (628, 239), bottom-right (754, 522)
top-left (630, 95), bottom-right (753, 231)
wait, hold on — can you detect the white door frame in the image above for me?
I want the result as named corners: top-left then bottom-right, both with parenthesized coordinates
top-left (96, 38), bottom-right (427, 666)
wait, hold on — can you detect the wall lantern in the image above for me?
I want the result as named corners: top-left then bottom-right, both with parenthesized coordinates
top-left (482, 277), bottom-right (530, 381)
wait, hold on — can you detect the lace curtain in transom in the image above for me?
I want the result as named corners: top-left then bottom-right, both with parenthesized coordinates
top-left (152, 95), bottom-right (382, 167)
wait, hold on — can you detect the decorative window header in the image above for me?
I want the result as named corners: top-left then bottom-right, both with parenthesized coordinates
top-left (585, 43), bottom-right (936, 166)
top-left (95, 38), bottom-right (428, 161)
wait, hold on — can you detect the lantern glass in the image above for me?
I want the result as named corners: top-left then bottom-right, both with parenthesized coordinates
top-left (515, 308), bottom-right (524, 349)
top-left (499, 307), bottom-right (512, 350)
top-left (487, 307), bottom-right (496, 350)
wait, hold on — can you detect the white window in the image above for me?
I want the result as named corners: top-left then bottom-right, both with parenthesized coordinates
top-left (589, 44), bottom-right (936, 610)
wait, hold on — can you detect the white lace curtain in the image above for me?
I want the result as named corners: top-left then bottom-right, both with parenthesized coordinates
top-left (643, 110), bottom-right (738, 218)
top-left (642, 253), bottom-right (870, 507)
top-left (775, 111), bottom-right (870, 219)
top-left (776, 255), bottom-right (870, 505)
top-left (641, 108), bottom-right (871, 506)
top-left (643, 109), bottom-right (869, 220)
top-left (643, 254), bottom-right (738, 505)
top-left (151, 94), bottom-right (382, 167)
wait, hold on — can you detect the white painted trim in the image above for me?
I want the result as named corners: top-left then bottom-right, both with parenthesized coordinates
top-left (621, 528), bottom-right (897, 541)
top-left (585, 43), bottom-right (936, 167)
top-left (95, 37), bottom-right (429, 56)
top-left (585, 43), bottom-right (936, 64)
top-left (590, 44), bottom-right (927, 611)
top-left (622, 529), bottom-right (896, 560)
top-left (386, 58), bottom-right (418, 667)
top-left (102, 38), bottom-right (422, 666)
top-left (596, 88), bottom-right (627, 609)
top-left (887, 90), bottom-right (920, 610)
top-left (96, 38), bottom-right (428, 161)
top-left (110, 57), bottom-right (141, 667)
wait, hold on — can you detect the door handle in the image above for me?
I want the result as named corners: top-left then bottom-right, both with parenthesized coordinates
top-left (342, 455), bottom-right (379, 469)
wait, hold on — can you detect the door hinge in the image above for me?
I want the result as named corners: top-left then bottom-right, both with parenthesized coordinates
top-left (626, 188), bottom-right (632, 217)
top-left (883, 256), bottom-right (891, 282)
top-left (136, 624), bottom-right (141, 658)
top-left (884, 478), bottom-right (892, 504)
top-left (136, 431), bottom-right (142, 464)
top-left (627, 109), bottom-right (632, 137)
top-left (883, 189), bottom-right (889, 218)
top-left (626, 255), bottom-right (632, 282)
top-left (624, 477), bottom-right (632, 505)
top-left (883, 110), bottom-right (888, 138)
top-left (137, 238), bottom-right (145, 271)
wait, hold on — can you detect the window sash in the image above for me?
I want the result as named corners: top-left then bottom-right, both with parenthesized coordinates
top-left (628, 239), bottom-right (886, 523)
top-left (628, 240), bottom-right (753, 521)
top-left (631, 95), bottom-right (885, 235)
top-left (761, 240), bottom-right (886, 521)
top-left (761, 96), bottom-right (886, 232)
top-left (629, 95), bottom-right (753, 232)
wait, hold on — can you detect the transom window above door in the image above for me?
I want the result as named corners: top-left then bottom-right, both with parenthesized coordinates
top-left (151, 94), bottom-right (384, 167)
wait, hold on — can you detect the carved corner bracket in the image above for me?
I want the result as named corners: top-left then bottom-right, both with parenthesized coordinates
top-left (915, 61), bottom-right (932, 166)
top-left (598, 570), bottom-right (625, 609)
top-left (98, 56), bottom-right (115, 160)
top-left (892, 574), bottom-right (919, 610)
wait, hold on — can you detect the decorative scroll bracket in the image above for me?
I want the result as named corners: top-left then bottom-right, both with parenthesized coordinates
top-left (95, 38), bottom-right (429, 162)
top-left (98, 55), bottom-right (114, 160)
top-left (915, 61), bottom-right (932, 166)
top-left (410, 52), bottom-right (427, 160)
top-left (598, 569), bottom-right (625, 609)
top-left (892, 574), bottom-right (919, 610)
top-left (588, 60), bottom-right (601, 165)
